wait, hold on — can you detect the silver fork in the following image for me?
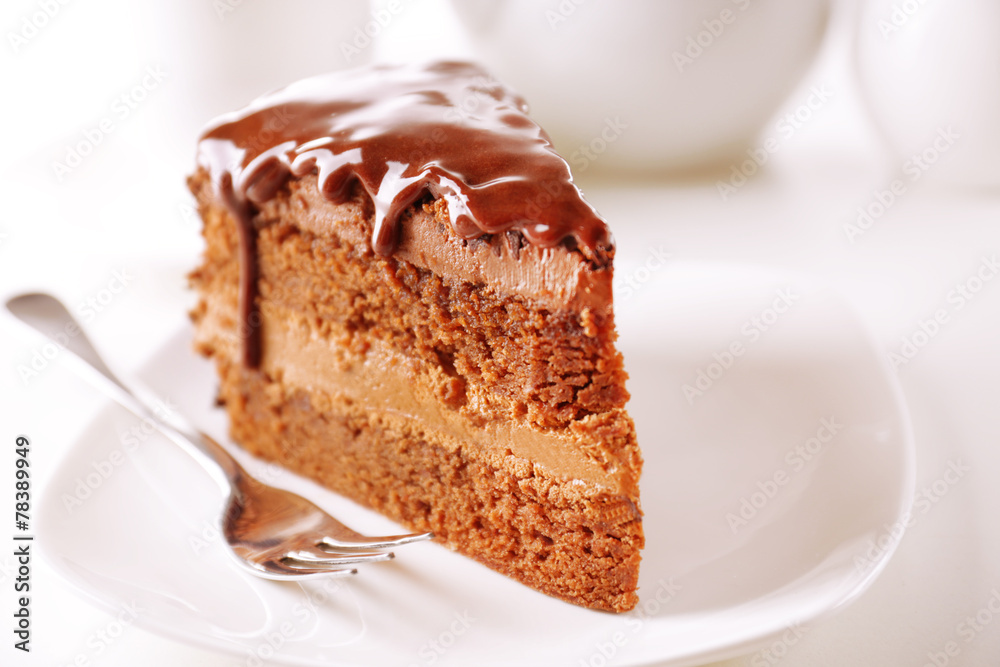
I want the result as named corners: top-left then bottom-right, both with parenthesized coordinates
top-left (6, 292), bottom-right (432, 580)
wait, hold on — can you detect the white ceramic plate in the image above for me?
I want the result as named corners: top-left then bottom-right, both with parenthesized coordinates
top-left (38, 261), bottom-right (915, 667)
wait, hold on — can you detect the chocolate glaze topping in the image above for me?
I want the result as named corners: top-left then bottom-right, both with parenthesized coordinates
top-left (195, 61), bottom-right (614, 367)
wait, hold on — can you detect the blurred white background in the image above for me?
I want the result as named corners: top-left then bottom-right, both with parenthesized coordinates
top-left (1, 0), bottom-right (999, 665)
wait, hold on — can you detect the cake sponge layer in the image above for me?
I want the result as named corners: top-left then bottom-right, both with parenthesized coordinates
top-left (214, 356), bottom-right (642, 612)
top-left (188, 166), bottom-right (644, 611)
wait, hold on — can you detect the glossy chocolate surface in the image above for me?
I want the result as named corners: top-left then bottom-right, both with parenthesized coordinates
top-left (197, 61), bottom-right (613, 261)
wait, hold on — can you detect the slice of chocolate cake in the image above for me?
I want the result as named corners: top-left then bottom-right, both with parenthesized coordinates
top-left (187, 61), bottom-right (643, 612)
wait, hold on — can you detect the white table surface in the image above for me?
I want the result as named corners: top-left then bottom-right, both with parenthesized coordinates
top-left (2, 1), bottom-right (999, 666)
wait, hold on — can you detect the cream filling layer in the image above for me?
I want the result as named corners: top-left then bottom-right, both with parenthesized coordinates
top-left (265, 173), bottom-right (613, 314)
top-left (198, 295), bottom-right (625, 494)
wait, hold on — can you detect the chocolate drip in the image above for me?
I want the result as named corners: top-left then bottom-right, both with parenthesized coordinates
top-left (218, 172), bottom-right (261, 367)
top-left (196, 61), bottom-right (614, 368)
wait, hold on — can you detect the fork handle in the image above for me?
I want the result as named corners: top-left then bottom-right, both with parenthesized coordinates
top-left (5, 292), bottom-right (242, 495)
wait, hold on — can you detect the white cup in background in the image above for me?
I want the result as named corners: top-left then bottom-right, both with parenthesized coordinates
top-left (144, 0), bottom-right (372, 151)
top-left (448, 0), bottom-right (830, 174)
top-left (855, 0), bottom-right (1000, 190)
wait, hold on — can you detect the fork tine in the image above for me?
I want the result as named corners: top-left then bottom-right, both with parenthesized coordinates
top-left (284, 549), bottom-right (396, 568)
top-left (240, 558), bottom-right (358, 580)
top-left (320, 531), bottom-right (434, 552)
